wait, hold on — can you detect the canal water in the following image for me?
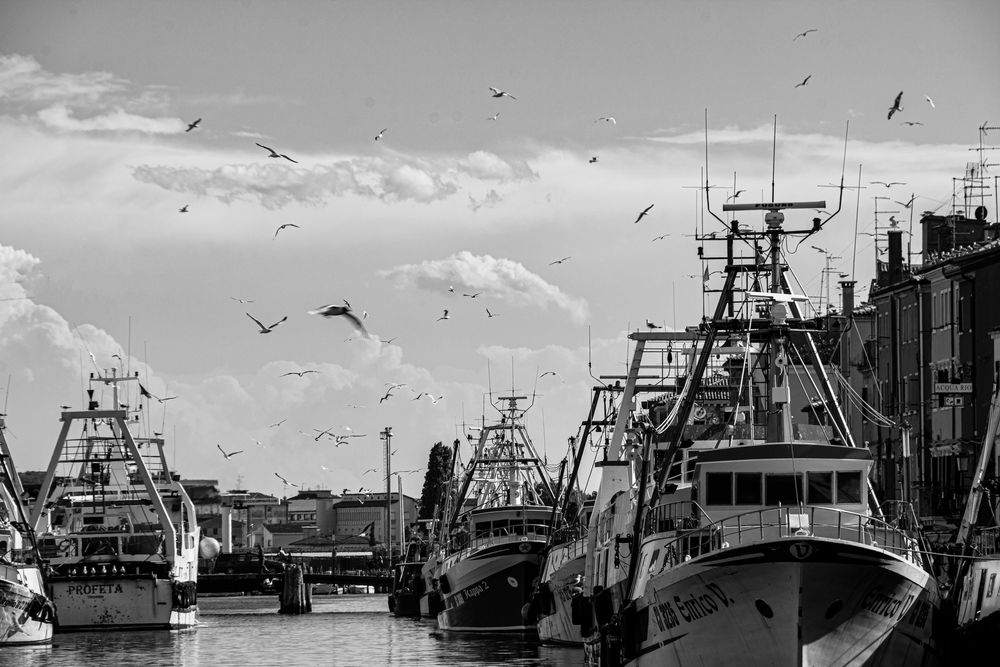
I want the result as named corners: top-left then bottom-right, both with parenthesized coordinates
top-left (3, 594), bottom-right (584, 667)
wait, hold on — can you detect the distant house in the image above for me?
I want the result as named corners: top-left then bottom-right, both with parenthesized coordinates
top-left (257, 522), bottom-right (306, 550)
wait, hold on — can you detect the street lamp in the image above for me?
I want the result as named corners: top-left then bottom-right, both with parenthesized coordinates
top-left (380, 427), bottom-right (393, 563)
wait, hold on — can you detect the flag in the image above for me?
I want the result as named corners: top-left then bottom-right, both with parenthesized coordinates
top-left (702, 266), bottom-right (710, 283)
top-left (139, 383), bottom-right (153, 400)
top-left (358, 521), bottom-right (376, 546)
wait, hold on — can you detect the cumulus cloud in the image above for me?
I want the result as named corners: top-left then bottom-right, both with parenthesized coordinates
top-left (0, 53), bottom-right (126, 105)
top-left (380, 251), bottom-right (589, 323)
top-left (38, 104), bottom-right (184, 133)
top-left (130, 151), bottom-right (534, 209)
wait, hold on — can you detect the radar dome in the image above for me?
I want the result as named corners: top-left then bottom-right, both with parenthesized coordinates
top-left (199, 537), bottom-right (221, 559)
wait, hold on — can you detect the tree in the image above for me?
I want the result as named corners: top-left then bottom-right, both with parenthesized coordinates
top-left (418, 441), bottom-right (453, 522)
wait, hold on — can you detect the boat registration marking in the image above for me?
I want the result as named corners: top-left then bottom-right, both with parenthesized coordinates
top-left (65, 584), bottom-right (124, 596)
top-left (650, 582), bottom-right (732, 634)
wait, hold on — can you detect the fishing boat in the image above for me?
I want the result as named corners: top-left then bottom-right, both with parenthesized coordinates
top-left (28, 370), bottom-right (199, 631)
top-left (435, 395), bottom-right (558, 632)
top-left (582, 199), bottom-right (944, 665)
top-left (949, 329), bottom-right (1000, 654)
top-left (534, 506), bottom-right (589, 645)
top-left (0, 416), bottom-right (55, 644)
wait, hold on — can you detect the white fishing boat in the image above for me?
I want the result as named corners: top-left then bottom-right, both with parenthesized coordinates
top-left (29, 371), bottom-right (199, 631)
top-left (435, 395), bottom-right (558, 632)
top-left (582, 198), bottom-right (944, 665)
top-left (0, 416), bottom-right (54, 644)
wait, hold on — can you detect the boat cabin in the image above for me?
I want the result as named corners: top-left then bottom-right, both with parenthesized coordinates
top-left (466, 506), bottom-right (554, 545)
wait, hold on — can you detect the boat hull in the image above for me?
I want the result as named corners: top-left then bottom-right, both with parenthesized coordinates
top-left (438, 540), bottom-right (543, 632)
top-left (951, 555), bottom-right (1000, 661)
top-left (625, 539), bottom-right (942, 667)
top-left (0, 577), bottom-right (53, 645)
top-left (537, 539), bottom-right (586, 645)
top-left (49, 576), bottom-right (196, 631)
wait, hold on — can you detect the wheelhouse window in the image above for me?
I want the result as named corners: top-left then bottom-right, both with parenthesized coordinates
top-left (735, 472), bottom-right (762, 505)
top-left (836, 471), bottom-right (862, 503)
top-left (806, 472), bottom-right (833, 504)
top-left (765, 473), bottom-right (803, 506)
top-left (705, 472), bottom-right (733, 506)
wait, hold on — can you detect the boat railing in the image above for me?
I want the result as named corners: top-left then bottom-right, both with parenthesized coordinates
top-left (642, 500), bottom-right (708, 535)
top-left (645, 505), bottom-right (929, 571)
top-left (449, 523), bottom-right (551, 555)
top-left (970, 526), bottom-right (1000, 556)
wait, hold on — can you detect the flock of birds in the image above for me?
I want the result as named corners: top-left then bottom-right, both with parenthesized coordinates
top-left (165, 25), bottom-right (947, 494)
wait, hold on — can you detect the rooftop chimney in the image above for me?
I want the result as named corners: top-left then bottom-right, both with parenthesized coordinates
top-left (839, 280), bottom-right (857, 317)
top-left (888, 228), bottom-right (904, 284)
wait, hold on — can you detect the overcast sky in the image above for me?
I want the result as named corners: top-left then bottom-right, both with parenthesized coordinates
top-left (1, 1), bottom-right (998, 498)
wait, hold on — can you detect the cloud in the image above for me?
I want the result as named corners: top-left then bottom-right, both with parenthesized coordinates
top-left (468, 189), bottom-right (503, 211)
top-left (38, 104), bottom-right (184, 134)
top-left (380, 251), bottom-right (590, 323)
top-left (130, 151), bottom-right (534, 209)
top-left (0, 53), bottom-right (126, 105)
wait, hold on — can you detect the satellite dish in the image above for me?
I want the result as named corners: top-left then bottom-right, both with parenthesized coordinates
top-left (975, 205), bottom-right (988, 221)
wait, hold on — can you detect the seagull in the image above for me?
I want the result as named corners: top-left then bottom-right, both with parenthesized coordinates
top-left (793, 28), bottom-right (817, 40)
top-left (645, 319), bottom-right (662, 329)
top-left (634, 204), bottom-right (654, 223)
top-left (313, 427), bottom-right (338, 441)
top-left (870, 181), bottom-right (906, 188)
top-left (895, 195), bottom-right (917, 209)
top-left (539, 371), bottom-right (560, 379)
top-left (308, 303), bottom-right (369, 337)
top-left (887, 92), bottom-right (903, 120)
top-left (549, 257), bottom-right (571, 265)
top-left (268, 419), bottom-right (286, 428)
top-left (589, 156), bottom-right (598, 164)
top-left (486, 308), bottom-right (498, 318)
top-left (255, 142), bottom-right (298, 163)
top-left (345, 403), bottom-right (366, 409)
top-left (463, 292), bottom-right (482, 298)
top-left (810, 245), bottom-right (827, 254)
top-left (595, 116), bottom-right (616, 124)
top-left (274, 472), bottom-right (298, 488)
top-left (374, 128), bottom-right (387, 141)
top-left (273, 223), bottom-right (300, 239)
top-left (216, 444), bottom-right (243, 460)
top-left (230, 297), bottom-right (254, 304)
top-left (385, 382), bottom-right (408, 391)
top-left (179, 204), bottom-right (189, 213)
top-left (651, 234), bottom-right (670, 242)
top-left (379, 391), bottom-right (394, 404)
top-left (489, 86), bottom-right (516, 100)
top-left (726, 189), bottom-right (747, 201)
top-left (363, 468), bottom-right (378, 476)
top-left (246, 312), bottom-right (288, 334)
top-left (251, 437), bottom-right (266, 448)
top-left (282, 370), bottom-right (319, 377)
top-left (925, 95), bottom-right (935, 109)
top-left (437, 309), bottom-right (450, 321)
top-left (794, 75), bottom-right (812, 88)
top-left (488, 112), bottom-right (500, 121)
top-left (447, 286), bottom-right (455, 293)
top-left (901, 121), bottom-right (923, 126)
top-left (185, 118), bottom-right (201, 132)
top-left (380, 336), bottom-right (398, 344)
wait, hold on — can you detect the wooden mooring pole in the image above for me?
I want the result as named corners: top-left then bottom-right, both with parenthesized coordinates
top-left (278, 564), bottom-right (312, 614)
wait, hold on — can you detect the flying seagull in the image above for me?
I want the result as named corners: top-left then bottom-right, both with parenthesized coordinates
top-left (895, 195), bottom-right (917, 209)
top-left (549, 257), bottom-right (571, 265)
top-left (185, 118), bottom-right (201, 132)
top-left (282, 370), bottom-right (319, 377)
top-left (634, 204), bottom-right (654, 223)
top-left (652, 234), bottom-right (670, 242)
top-left (539, 371), bottom-right (560, 379)
top-left (901, 121), bottom-right (923, 126)
top-left (179, 204), bottom-right (189, 213)
top-left (246, 312), bottom-right (288, 334)
top-left (793, 28), bottom-right (817, 40)
top-left (726, 189), bottom-right (747, 201)
top-left (463, 292), bottom-right (482, 298)
top-left (216, 444), bottom-right (243, 460)
top-left (486, 307), bottom-right (498, 318)
top-left (379, 391), bottom-right (394, 404)
top-left (268, 419), bottom-right (287, 428)
top-left (925, 95), bottom-right (935, 109)
top-left (374, 128), bottom-right (387, 141)
top-left (308, 302), bottom-right (369, 337)
top-left (255, 142), bottom-right (298, 163)
top-left (273, 223), bottom-right (300, 239)
top-left (489, 86), bottom-right (517, 100)
top-left (589, 156), bottom-right (598, 164)
top-left (437, 309), bottom-right (450, 321)
top-left (887, 92), bottom-right (903, 120)
top-left (230, 297), bottom-right (254, 304)
top-left (274, 472), bottom-right (298, 488)
top-left (595, 116), bottom-right (616, 124)
top-left (870, 181), bottom-right (906, 188)
top-left (794, 75), bottom-right (812, 88)
top-left (488, 112), bottom-right (500, 121)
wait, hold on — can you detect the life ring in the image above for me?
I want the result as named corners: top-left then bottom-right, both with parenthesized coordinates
top-left (693, 405), bottom-right (707, 421)
top-left (58, 539), bottom-right (74, 554)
